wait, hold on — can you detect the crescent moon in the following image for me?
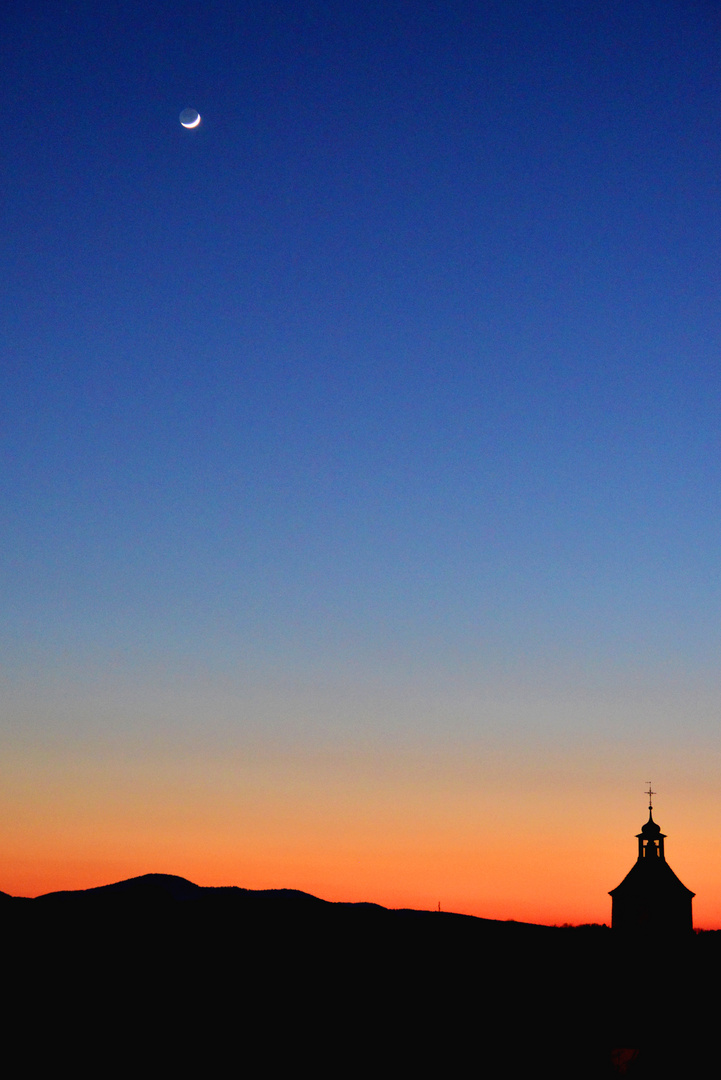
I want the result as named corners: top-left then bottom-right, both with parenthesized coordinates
top-left (179, 109), bottom-right (201, 129)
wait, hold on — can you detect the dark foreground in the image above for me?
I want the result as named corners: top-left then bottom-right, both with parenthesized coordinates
top-left (5, 874), bottom-right (717, 1076)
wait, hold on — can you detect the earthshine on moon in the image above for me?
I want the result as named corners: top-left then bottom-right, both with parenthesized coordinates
top-left (179, 108), bottom-right (201, 129)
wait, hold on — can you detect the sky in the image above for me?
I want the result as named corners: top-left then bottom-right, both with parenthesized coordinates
top-left (3, 0), bottom-right (721, 925)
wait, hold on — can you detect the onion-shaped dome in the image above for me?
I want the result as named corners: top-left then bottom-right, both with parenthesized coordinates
top-left (640, 812), bottom-right (662, 838)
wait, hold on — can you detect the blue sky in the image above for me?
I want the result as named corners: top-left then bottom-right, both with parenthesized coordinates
top-left (3, 1), bottom-right (721, 915)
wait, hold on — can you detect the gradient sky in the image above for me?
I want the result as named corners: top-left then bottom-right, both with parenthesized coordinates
top-left (4, 1), bottom-right (721, 925)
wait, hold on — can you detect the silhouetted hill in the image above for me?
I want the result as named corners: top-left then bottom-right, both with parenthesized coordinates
top-left (23, 871), bottom-right (553, 927)
top-left (5, 874), bottom-right (717, 1077)
top-left (34, 871), bottom-right (206, 903)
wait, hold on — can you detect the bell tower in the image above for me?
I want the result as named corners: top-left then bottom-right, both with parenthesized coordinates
top-left (609, 786), bottom-right (694, 935)
top-left (636, 784), bottom-right (666, 861)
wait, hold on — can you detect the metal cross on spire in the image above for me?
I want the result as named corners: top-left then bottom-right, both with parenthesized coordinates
top-left (645, 782), bottom-right (656, 811)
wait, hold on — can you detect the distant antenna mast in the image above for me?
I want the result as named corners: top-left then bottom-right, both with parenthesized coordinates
top-left (645, 782), bottom-right (656, 811)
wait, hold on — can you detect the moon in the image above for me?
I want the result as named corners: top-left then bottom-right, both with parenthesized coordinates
top-left (179, 108), bottom-right (201, 129)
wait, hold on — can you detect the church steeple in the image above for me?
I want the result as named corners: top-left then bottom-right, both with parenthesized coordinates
top-left (609, 786), bottom-right (694, 935)
top-left (636, 783), bottom-right (666, 861)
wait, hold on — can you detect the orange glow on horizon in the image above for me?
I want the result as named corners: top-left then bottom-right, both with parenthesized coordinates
top-left (4, 818), bottom-right (720, 927)
top-left (4, 731), bottom-right (721, 927)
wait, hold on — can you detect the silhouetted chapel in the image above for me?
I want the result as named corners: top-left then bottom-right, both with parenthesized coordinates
top-left (609, 789), bottom-right (694, 934)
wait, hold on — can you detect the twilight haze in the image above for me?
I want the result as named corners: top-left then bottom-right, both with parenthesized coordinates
top-left (3, 1), bottom-right (721, 925)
